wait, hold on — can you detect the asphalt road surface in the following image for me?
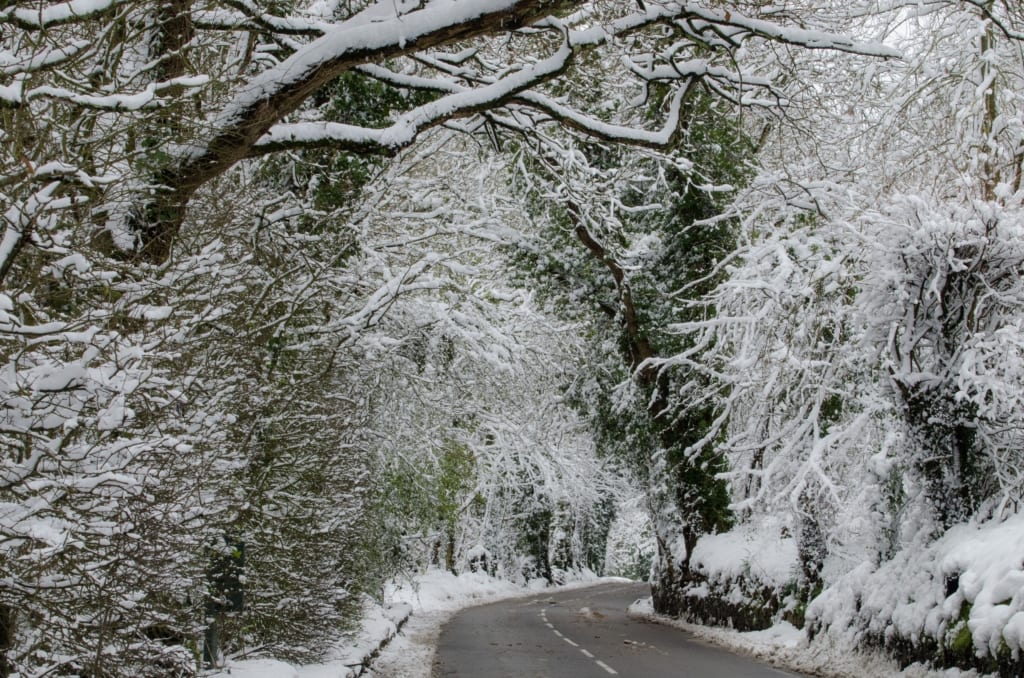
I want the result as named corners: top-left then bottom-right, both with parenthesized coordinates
top-left (434, 581), bottom-right (803, 678)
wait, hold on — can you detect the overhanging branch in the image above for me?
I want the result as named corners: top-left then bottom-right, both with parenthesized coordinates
top-left (134, 0), bottom-right (576, 264)
top-left (249, 43), bottom-right (576, 157)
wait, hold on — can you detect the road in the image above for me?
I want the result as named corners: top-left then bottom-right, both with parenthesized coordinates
top-left (433, 581), bottom-right (803, 678)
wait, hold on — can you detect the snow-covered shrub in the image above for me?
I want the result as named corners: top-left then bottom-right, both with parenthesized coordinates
top-left (860, 197), bottom-right (1024, 532)
top-left (0, 247), bottom-right (240, 676)
top-left (660, 199), bottom-right (897, 586)
top-left (808, 512), bottom-right (1024, 674)
top-left (663, 203), bottom-right (1024, 666)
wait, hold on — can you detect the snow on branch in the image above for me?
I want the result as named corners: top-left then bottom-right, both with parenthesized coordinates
top-left (252, 44), bottom-right (576, 155)
top-left (0, 0), bottom-right (128, 30)
top-left (0, 182), bottom-right (60, 286)
top-left (170, 0), bottom-right (570, 190)
top-left (512, 86), bottom-right (686, 148)
top-left (211, 0), bottom-right (570, 133)
top-left (625, 58), bottom-right (771, 89)
top-left (251, 4), bottom-right (723, 157)
top-left (213, 0), bottom-right (334, 35)
top-left (356, 63), bottom-right (464, 94)
top-left (676, 3), bottom-right (901, 58)
top-left (0, 39), bottom-right (93, 76)
top-left (2, 76), bottom-right (210, 110)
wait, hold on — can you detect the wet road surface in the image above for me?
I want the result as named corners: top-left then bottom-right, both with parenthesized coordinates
top-left (434, 581), bottom-right (804, 678)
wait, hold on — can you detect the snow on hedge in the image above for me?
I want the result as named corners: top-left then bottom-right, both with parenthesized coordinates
top-left (809, 512), bottom-right (1024, 656)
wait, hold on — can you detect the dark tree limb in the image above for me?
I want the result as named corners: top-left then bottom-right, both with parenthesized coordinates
top-left (564, 201), bottom-right (655, 380)
top-left (132, 0), bottom-right (576, 264)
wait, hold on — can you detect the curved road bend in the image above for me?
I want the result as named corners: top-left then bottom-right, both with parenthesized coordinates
top-left (434, 581), bottom-right (803, 678)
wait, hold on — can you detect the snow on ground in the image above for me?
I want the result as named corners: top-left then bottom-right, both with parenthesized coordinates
top-left (367, 568), bottom-right (539, 678)
top-left (206, 568), bottom-right (606, 678)
top-left (626, 598), bottom-right (985, 678)
top-left (208, 595), bottom-right (411, 678)
top-left (206, 563), bottom-right (997, 678)
top-left (369, 568), bottom-right (613, 677)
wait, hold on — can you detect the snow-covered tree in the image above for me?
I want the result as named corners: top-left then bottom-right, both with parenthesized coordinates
top-left (0, 0), bottom-right (907, 672)
top-left (647, 1), bottom-right (1024, 669)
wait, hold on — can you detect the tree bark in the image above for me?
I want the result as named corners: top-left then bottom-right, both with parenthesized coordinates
top-left (0, 605), bottom-right (13, 678)
top-left (565, 202), bottom-right (655, 377)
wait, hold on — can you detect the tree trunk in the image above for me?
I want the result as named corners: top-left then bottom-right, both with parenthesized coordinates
top-left (0, 605), bottom-right (14, 678)
top-left (445, 530), bottom-right (456, 574)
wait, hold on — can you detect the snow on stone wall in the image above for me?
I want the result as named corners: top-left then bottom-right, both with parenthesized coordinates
top-left (690, 522), bottom-right (799, 590)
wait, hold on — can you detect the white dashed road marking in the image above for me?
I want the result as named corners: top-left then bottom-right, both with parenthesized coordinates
top-left (541, 609), bottom-right (617, 676)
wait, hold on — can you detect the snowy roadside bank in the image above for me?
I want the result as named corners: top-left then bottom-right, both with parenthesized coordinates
top-left (205, 568), bottom-right (617, 678)
top-left (206, 598), bottom-right (412, 678)
top-left (626, 598), bottom-right (985, 678)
